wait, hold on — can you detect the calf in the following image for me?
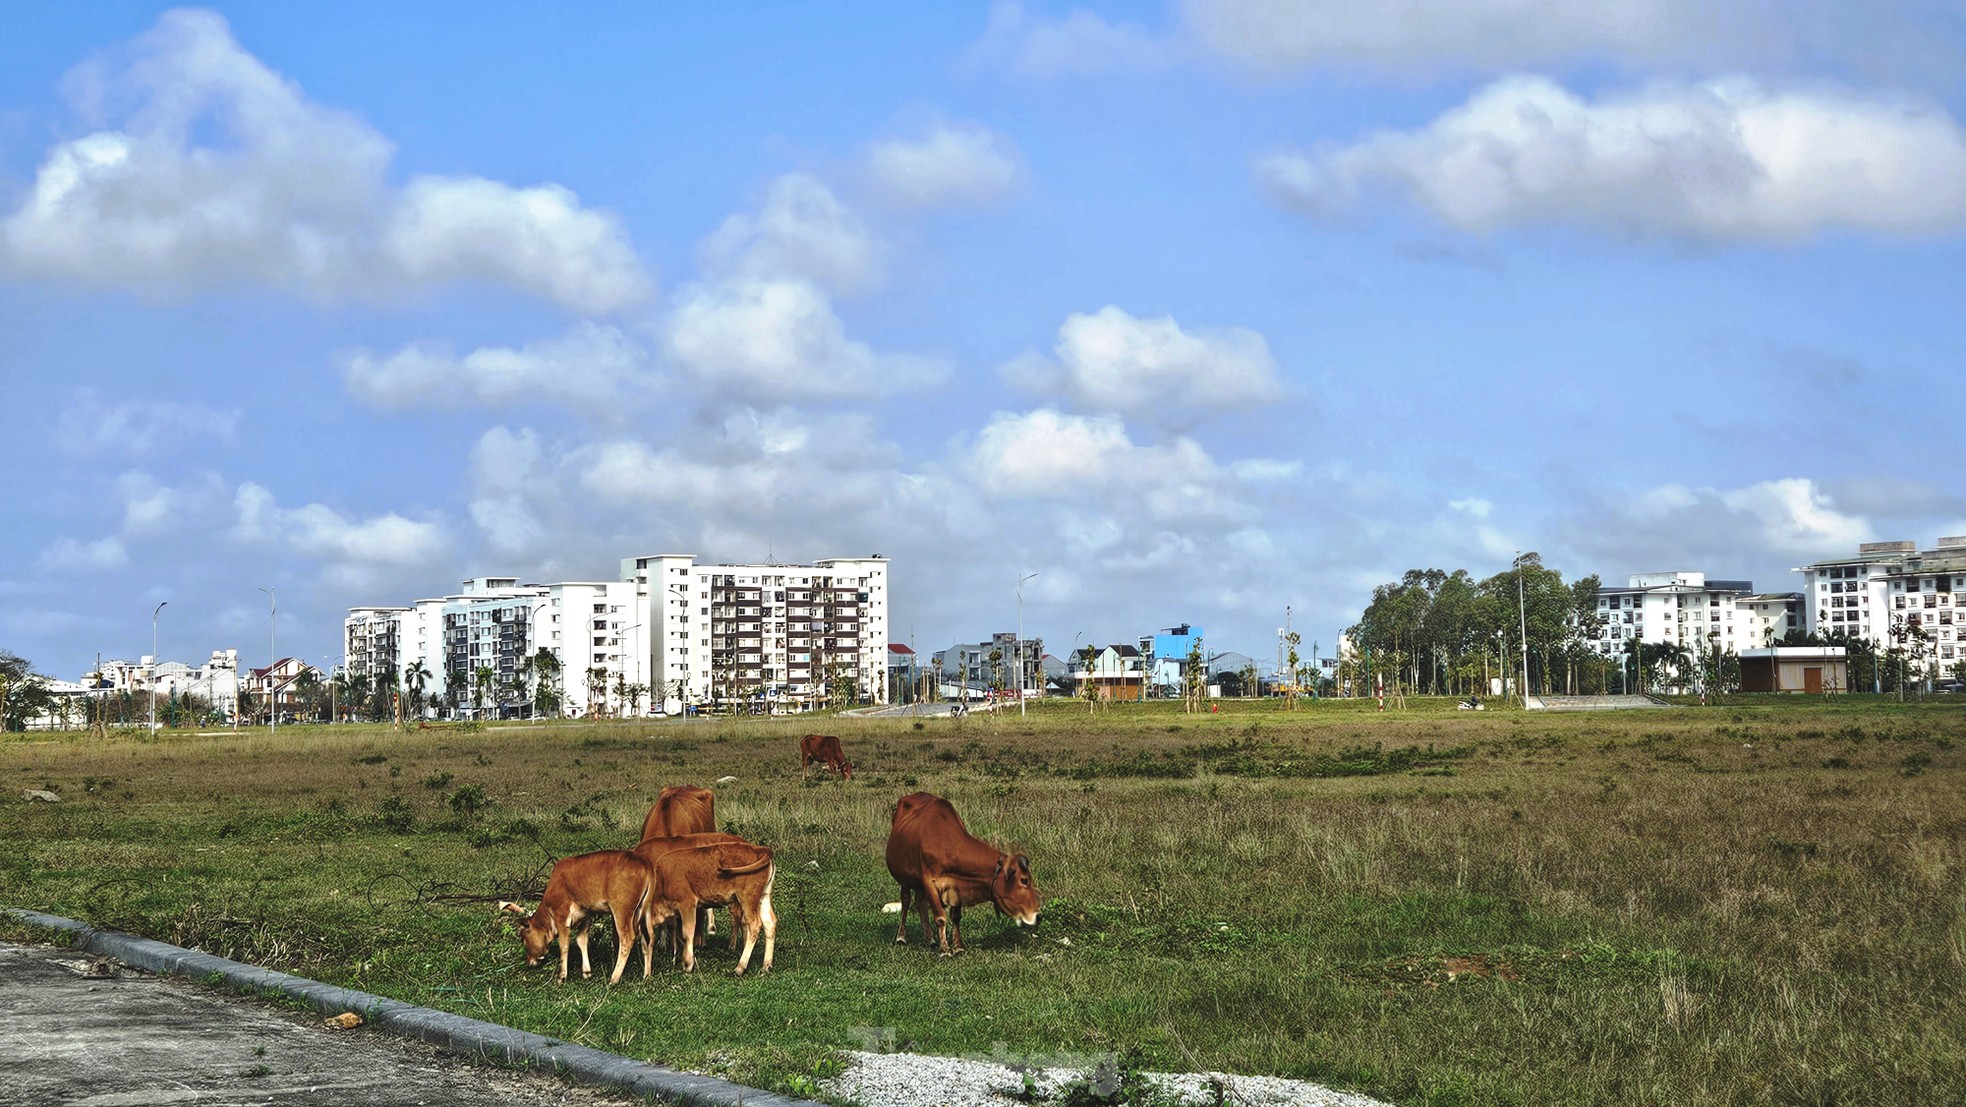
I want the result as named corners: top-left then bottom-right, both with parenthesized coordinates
top-left (500, 850), bottom-right (654, 984)
top-left (884, 792), bottom-right (1041, 956)
top-left (799, 733), bottom-right (854, 781)
top-left (634, 839), bottom-right (778, 974)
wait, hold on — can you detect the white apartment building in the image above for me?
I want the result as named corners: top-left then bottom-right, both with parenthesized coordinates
top-left (623, 554), bottom-right (890, 712)
top-left (1588, 572), bottom-right (1769, 660)
top-left (347, 555), bottom-right (886, 718)
top-left (84, 649), bottom-right (242, 717)
top-left (1797, 537), bottom-right (1966, 675)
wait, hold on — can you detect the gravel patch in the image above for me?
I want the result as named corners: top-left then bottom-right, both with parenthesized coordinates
top-left (827, 1049), bottom-right (1395, 1107)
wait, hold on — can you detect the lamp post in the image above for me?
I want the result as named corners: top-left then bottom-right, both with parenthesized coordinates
top-left (1515, 553), bottom-right (1531, 708)
top-left (149, 601), bottom-right (168, 736)
top-left (258, 587), bottom-right (276, 734)
top-left (1015, 573), bottom-right (1037, 717)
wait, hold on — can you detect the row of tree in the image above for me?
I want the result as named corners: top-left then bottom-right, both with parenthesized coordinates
top-left (1343, 554), bottom-right (1609, 697)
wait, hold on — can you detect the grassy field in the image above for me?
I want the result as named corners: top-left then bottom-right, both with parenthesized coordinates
top-left (3, 697), bottom-right (1963, 1106)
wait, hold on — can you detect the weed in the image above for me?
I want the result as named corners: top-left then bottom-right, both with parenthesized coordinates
top-left (423, 771), bottom-right (453, 790)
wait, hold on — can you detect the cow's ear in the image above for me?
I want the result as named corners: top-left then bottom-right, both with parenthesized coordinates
top-left (1016, 855), bottom-right (1030, 874)
top-left (993, 855), bottom-right (1006, 877)
top-left (498, 901), bottom-right (527, 916)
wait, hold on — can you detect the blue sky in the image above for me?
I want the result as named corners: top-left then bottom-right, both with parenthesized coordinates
top-left (4, 2), bottom-right (1965, 678)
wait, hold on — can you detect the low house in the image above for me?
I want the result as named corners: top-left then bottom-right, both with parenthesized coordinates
top-left (1073, 644), bottom-right (1145, 702)
top-left (1738, 646), bottom-right (1849, 694)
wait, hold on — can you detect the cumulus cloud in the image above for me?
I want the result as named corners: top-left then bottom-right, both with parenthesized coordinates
top-left (864, 121), bottom-right (1023, 209)
top-left (699, 173), bottom-right (880, 296)
top-left (1565, 478), bottom-right (1874, 580)
top-left (1182, 0), bottom-right (1764, 76)
top-left (667, 277), bottom-right (946, 405)
top-left (54, 390), bottom-right (240, 457)
top-left (1002, 306), bottom-right (1284, 426)
top-left (467, 427), bottom-right (556, 559)
top-left (1, 8), bottom-right (649, 312)
top-left (231, 481), bottom-right (448, 588)
top-left (344, 322), bottom-right (653, 414)
top-left (1259, 76), bottom-right (1966, 241)
top-left (966, 407), bottom-right (1261, 523)
top-left (966, 1), bottom-right (1179, 78)
top-left (117, 470), bottom-right (229, 536)
top-left (37, 536), bottom-right (130, 573)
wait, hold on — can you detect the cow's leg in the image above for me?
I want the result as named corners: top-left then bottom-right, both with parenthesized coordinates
top-left (639, 907), bottom-right (656, 979)
top-left (607, 902), bottom-right (636, 985)
top-left (574, 921), bottom-right (594, 979)
top-left (929, 885), bottom-right (953, 957)
top-left (758, 891), bottom-right (776, 973)
top-left (949, 903), bottom-right (965, 954)
top-left (677, 904), bottom-right (699, 973)
top-left (895, 885), bottom-right (913, 944)
top-left (733, 896), bottom-right (761, 975)
top-left (555, 923), bottom-right (572, 983)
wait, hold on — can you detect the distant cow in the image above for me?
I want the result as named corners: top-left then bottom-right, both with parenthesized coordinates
top-left (500, 850), bottom-right (654, 984)
top-left (884, 792), bottom-right (1041, 956)
top-left (640, 785), bottom-right (721, 942)
top-left (634, 839), bottom-right (778, 974)
top-left (799, 733), bottom-right (854, 781)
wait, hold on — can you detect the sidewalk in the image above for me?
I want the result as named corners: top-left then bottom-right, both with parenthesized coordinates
top-left (0, 941), bottom-right (638, 1106)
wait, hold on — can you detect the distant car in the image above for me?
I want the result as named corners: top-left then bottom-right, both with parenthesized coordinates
top-left (1940, 680), bottom-right (1966, 694)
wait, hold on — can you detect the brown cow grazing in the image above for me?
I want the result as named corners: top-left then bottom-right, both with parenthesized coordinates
top-left (499, 850), bottom-right (654, 984)
top-left (634, 839), bottom-right (778, 974)
top-left (640, 784), bottom-right (721, 943)
top-left (884, 792), bottom-right (1041, 956)
top-left (639, 784), bottom-right (716, 842)
top-left (637, 831), bottom-right (749, 955)
top-left (799, 733), bottom-right (854, 781)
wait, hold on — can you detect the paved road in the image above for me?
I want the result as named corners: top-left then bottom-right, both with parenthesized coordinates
top-left (0, 943), bottom-right (639, 1106)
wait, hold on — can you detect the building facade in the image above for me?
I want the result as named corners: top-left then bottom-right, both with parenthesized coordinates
top-left (1795, 538), bottom-right (1966, 677)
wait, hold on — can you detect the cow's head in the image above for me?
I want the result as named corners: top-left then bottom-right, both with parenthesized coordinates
top-left (990, 853), bottom-right (1041, 926)
top-left (840, 760), bottom-right (855, 781)
top-left (500, 901), bottom-right (549, 966)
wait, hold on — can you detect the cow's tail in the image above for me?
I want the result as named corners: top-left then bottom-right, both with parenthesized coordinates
top-left (719, 846), bottom-right (774, 876)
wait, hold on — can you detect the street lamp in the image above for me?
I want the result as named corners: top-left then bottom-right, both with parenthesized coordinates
top-left (258, 587), bottom-right (276, 735)
top-left (149, 601), bottom-right (168, 736)
top-left (622, 622), bottom-right (643, 717)
top-left (1015, 572), bottom-right (1037, 717)
top-left (1515, 553), bottom-right (1531, 708)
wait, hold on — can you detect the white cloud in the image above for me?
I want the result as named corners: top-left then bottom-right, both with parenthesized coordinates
top-left (1260, 76), bottom-right (1966, 241)
top-left (864, 121), bottom-right (1023, 209)
top-left (344, 322), bottom-right (653, 413)
top-left (231, 481), bottom-right (448, 587)
top-left (55, 390), bottom-right (240, 457)
top-left (467, 427), bottom-right (555, 558)
top-left (1003, 306), bottom-right (1285, 425)
top-left (1181, 0), bottom-right (1763, 76)
top-left (1, 9), bottom-right (649, 312)
top-left (117, 470), bottom-right (228, 536)
top-left (966, 1), bottom-right (1179, 78)
top-left (966, 408), bottom-right (1253, 523)
top-left (37, 536), bottom-right (129, 572)
top-left (667, 277), bottom-right (945, 405)
top-left (699, 173), bottom-right (880, 296)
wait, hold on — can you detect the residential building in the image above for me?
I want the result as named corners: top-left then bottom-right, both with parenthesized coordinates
top-left (623, 554), bottom-right (890, 712)
top-left (1795, 537), bottom-right (1966, 677)
top-left (1071, 644), bottom-right (1145, 701)
top-left (242, 657), bottom-right (323, 723)
top-left (1588, 571), bottom-right (1758, 663)
top-left (1140, 624), bottom-right (1204, 696)
top-left (930, 630), bottom-right (1041, 701)
top-left (83, 649), bottom-right (240, 719)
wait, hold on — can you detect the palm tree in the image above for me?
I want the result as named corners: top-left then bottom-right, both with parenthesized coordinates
top-left (526, 648), bottom-right (563, 719)
top-left (403, 660), bottom-right (430, 720)
top-left (586, 666), bottom-right (609, 718)
top-left (473, 665), bottom-right (497, 720)
top-left (292, 669), bottom-right (323, 722)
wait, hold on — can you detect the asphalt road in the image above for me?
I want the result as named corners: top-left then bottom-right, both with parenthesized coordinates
top-left (0, 942), bottom-right (640, 1106)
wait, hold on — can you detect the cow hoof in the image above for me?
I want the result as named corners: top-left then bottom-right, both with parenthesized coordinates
top-left (894, 937), bottom-right (907, 945)
top-left (938, 951), bottom-right (952, 959)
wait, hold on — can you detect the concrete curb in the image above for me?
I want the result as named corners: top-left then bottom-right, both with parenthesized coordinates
top-left (6, 908), bottom-right (821, 1107)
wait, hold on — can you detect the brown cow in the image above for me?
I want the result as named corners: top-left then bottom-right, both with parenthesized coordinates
top-left (637, 831), bottom-right (749, 955)
top-left (499, 850), bottom-right (654, 984)
top-left (640, 785), bottom-right (721, 943)
top-left (633, 839), bottom-right (778, 974)
top-left (884, 792), bottom-right (1041, 956)
top-left (639, 784), bottom-right (716, 842)
top-left (799, 733), bottom-right (854, 781)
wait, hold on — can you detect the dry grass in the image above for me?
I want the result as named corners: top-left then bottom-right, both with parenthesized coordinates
top-left (3, 697), bottom-right (1963, 1105)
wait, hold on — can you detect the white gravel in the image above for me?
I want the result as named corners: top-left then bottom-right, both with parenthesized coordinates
top-left (826, 1049), bottom-right (1396, 1107)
